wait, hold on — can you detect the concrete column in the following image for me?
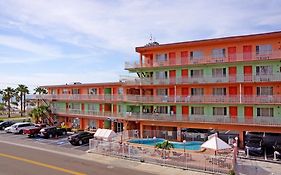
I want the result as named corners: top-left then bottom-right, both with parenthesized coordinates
top-left (140, 123), bottom-right (143, 138)
top-left (177, 127), bottom-right (181, 141)
top-left (239, 131), bottom-right (244, 148)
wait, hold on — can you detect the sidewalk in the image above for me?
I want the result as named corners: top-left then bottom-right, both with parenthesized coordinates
top-left (85, 152), bottom-right (211, 175)
top-left (236, 157), bottom-right (281, 175)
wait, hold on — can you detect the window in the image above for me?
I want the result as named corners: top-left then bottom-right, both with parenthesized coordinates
top-left (256, 66), bottom-right (273, 75)
top-left (62, 89), bottom-right (69, 94)
top-left (257, 87), bottom-right (273, 96)
top-left (88, 104), bottom-right (98, 111)
top-left (213, 107), bottom-right (227, 116)
top-left (118, 88), bottom-right (123, 95)
top-left (190, 69), bottom-right (203, 78)
top-left (88, 88), bottom-right (98, 95)
top-left (72, 88), bottom-right (80, 94)
top-left (212, 68), bottom-right (226, 77)
top-left (155, 71), bottom-right (168, 79)
top-left (191, 88), bottom-right (204, 95)
top-left (257, 108), bottom-right (273, 117)
top-left (191, 107), bottom-right (204, 115)
top-left (69, 103), bottom-right (80, 110)
top-left (157, 88), bottom-right (168, 96)
top-left (212, 48), bottom-right (226, 58)
top-left (256, 44), bottom-right (272, 55)
top-left (50, 89), bottom-right (57, 94)
top-left (156, 106), bottom-right (168, 113)
top-left (156, 53), bottom-right (168, 62)
top-left (213, 88), bottom-right (226, 95)
top-left (190, 51), bottom-right (203, 60)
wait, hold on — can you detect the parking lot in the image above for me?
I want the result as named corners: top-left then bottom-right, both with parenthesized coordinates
top-left (0, 130), bottom-right (90, 152)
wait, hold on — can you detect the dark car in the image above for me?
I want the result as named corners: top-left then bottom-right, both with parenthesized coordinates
top-left (0, 120), bottom-right (15, 130)
top-left (245, 137), bottom-right (264, 156)
top-left (39, 126), bottom-right (67, 139)
top-left (68, 132), bottom-right (94, 146)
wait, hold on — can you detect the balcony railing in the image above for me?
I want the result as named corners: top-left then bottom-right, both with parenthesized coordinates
top-left (122, 73), bottom-right (281, 85)
top-left (51, 108), bottom-right (281, 126)
top-left (29, 94), bottom-right (281, 104)
top-left (125, 51), bottom-right (281, 69)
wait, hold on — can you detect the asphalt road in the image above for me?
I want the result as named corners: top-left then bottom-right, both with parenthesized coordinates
top-left (0, 142), bottom-right (156, 175)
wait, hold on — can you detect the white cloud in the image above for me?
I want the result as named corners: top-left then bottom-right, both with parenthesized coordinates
top-left (0, 35), bottom-right (62, 57)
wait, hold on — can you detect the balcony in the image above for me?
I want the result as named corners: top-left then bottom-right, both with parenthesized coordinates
top-left (31, 94), bottom-right (281, 105)
top-left (125, 51), bottom-right (281, 69)
top-left (122, 73), bottom-right (281, 85)
top-left (51, 107), bottom-right (281, 126)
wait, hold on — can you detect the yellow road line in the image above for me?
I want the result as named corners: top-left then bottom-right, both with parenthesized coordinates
top-left (0, 153), bottom-right (87, 175)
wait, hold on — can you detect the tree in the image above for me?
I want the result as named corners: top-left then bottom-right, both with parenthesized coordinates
top-left (155, 140), bottom-right (174, 159)
top-left (29, 105), bottom-right (52, 124)
top-left (2, 87), bottom-right (16, 118)
top-left (16, 84), bottom-right (29, 116)
top-left (33, 87), bottom-right (47, 107)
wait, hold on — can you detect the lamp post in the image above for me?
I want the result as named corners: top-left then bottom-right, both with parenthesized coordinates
top-left (233, 137), bottom-right (238, 170)
top-left (153, 136), bottom-right (156, 146)
top-left (183, 140), bottom-right (187, 169)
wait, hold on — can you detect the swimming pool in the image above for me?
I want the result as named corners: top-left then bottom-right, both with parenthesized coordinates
top-left (128, 138), bottom-right (202, 151)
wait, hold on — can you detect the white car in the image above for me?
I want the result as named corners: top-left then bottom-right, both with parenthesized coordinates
top-left (9, 122), bottom-right (34, 134)
top-left (4, 126), bottom-right (12, 133)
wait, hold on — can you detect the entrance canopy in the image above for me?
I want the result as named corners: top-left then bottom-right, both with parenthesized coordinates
top-left (201, 134), bottom-right (231, 151)
top-left (94, 129), bottom-right (116, 141)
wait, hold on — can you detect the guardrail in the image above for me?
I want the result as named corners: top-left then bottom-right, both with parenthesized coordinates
top-left (28, 94), bottom-right (281, 104)
top-left (125, 51), bottom-right (281, 69)
top-left (51, 108), bottom-right (281, 126)
top-left (88, 139), bottom-right (233, 174)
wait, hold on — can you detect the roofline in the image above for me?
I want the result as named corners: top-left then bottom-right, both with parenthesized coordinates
top-left (135, 30), bottom-right (281, 52)
top-left (40, 82), bottom-right (123, 88)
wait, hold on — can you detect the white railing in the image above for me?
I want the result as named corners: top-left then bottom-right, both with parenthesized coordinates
top-left (88, 139), bottom-right (233, 174)
top-left (51, 107), bottom-right (281, 126)
top-left (125, 51), bottom-right (281, 69)
top-left (28, 94), bottom-right (281, 104)
top-left (122, 73), bottom-right (281, 85)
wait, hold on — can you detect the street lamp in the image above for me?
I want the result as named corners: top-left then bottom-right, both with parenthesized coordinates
top-left (233, 137), bottom-right (238, 169)
top-left (183, 140), bottom-right (186, 153)
top-left (153, 136), bottom-right (156, 146)
top-left (183, 140), bottom-right (187, 169)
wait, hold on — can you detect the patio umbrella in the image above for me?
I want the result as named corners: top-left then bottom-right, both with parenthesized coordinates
top-left (201, 134), bottom-right (231, 151)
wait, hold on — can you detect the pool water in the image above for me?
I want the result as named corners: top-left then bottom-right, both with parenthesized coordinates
top-left (128, 138), bottom-right (202, 150)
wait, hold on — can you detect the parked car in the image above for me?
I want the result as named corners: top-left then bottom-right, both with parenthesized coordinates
top-left (0, 120), bottom-right (15, 130)
top-left (245, 136), bottom-right (264, 156)
top-left (8, 122), bottom-right (34, 134)
top-left (39, 126), bottom-right (67, 139)
top-left (68, 131), bottom-right (94, 146)
top-left (23, 124), bottom-right (47, 137)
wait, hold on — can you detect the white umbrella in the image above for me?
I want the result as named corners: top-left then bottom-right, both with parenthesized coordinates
top-left (201, 134), bottom-right (231, 151)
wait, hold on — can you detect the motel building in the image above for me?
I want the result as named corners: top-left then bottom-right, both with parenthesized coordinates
top-left (37, 31), bottom-right (281, 147)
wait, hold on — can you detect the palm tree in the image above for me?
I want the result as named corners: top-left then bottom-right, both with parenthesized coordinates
top-left (155, 140), bottom-right (174, 159)
top-left (2, 87), bottom-right (16, 118)
top-left (16, 84), bottom-right (29, 116)
top-left (29, 105), bottom-right (51, 124)
top-left (33, 87), bottom-right (47, 107)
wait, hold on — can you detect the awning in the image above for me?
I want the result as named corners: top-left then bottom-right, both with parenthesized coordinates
top-left (94, 129), bottom-right (116, 141)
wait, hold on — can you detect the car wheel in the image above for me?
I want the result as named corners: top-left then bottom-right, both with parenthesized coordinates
top-left (78, 140), bottom-right (83, 145)
top-left (49, 134), bottom-right (53, 138)
top-left (19, 130), bottom-right (23, 134)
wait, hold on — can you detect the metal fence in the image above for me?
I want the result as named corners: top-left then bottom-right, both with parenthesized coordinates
top-left (89, 138), bottom-right (233, 174)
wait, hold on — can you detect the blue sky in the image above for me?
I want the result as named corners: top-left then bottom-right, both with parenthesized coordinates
top-left (0, 0), bottom-right (281, 91)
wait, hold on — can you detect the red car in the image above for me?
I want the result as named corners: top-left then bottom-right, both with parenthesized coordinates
top-left (23, 124), bottom-right (47, 137)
